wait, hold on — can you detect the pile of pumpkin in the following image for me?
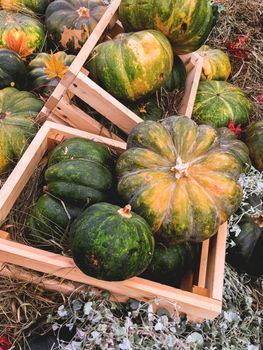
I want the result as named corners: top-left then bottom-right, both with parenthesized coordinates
top-left (0, 0), bottom-right (262, 282)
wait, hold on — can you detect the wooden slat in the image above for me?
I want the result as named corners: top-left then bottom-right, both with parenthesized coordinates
top-left (206, 222), bottom-right (228, 300)
top-left (198, 239), bottom-right (210, 288)
top-left (0, 237), bottom-right (221, 320)
top-left (69, 72), bottom-right (142, 134)
top-left (178, 56), bottom-right (203, 118)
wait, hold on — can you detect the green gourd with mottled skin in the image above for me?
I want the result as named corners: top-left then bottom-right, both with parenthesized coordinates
top-left (193, 81), bottom-right (252, 127)
top-left (164, 55), bottom-right (187, 92)
top-left (88, 30), bottom-right (174, 102)
top-left (1, 0), bottom-right (50, 13)
top-left (45, 138), bottom-right (113, 207)
top-left (244, 121), bottom-right (263, 172)
top-left (117, 116), bottom-right (244, 244)
top-left (0, 48), bottom-right (27, 89)
top-left (71, 202), bottom-right (154, 281)
top-left (0, 87), bottom-right (43, 174)
top-left (119, 0), bottom-right (213, 54)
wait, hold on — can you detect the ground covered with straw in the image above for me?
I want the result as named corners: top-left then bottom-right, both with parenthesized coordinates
top-left (0, 0), bottom-right (262, 348)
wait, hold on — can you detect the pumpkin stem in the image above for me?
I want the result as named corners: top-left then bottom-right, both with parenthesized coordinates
top-left (77, 7), bottom-right (90, 17)
top-left (118, 204), bottom-right (132, 219)
top-left (170, 156), bottom-right (190, 179)
top-left (0, 112), bottom-right (6, 120)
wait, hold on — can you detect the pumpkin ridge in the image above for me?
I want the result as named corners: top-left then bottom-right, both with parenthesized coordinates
top-left (119, 37), bottom-right (135, 100)
top-left (158, 180), bottom-right (177, 232)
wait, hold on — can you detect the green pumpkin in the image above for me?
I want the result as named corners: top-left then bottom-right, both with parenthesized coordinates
top-left (71, 202), bottom-right (154, 281)
top-left (45, 0), bottom-right (107, 52)
top-left (26, 194), bottom-right (82, 250)
top-left (197, 45), bottom-right (231, 81)
top-left (141, 242), bottom-right (197, 286)
top-left (163, 55), bottom-right (187, 92)
top-left (119, 0), bottom-right (213, 54)
top-left (127, 96), bottom-right (163, 121)
top-left (193, 81), bottom-right (252, 127)
top-left (45, 138), bottom-right (113, 207)
top-left (0, 87), bottom-right (43, 174)
top-left (227, 214), bottom-right (263, 277)
top-left (244, 121), bottom-right (263, 172)
top-left (28, 51), bottom-right (75, 97)
top-left (1, 0), bottom-right (50, 13)
top-left (0, 48), bottom-right (27, 89)
top-left (117, 116), bottom-right (243, 244)
top-left (88, 30), bottom-right (174, 102)
top-left (218, 127), bottom-right (251, 171)
top-left (0, 11), bottom-right (45, 57)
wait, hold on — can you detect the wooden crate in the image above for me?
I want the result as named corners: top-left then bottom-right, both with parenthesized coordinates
top-left (37, 0), bottom-right (204, 138)
top-left (0, 121), bottom-right (227, 322)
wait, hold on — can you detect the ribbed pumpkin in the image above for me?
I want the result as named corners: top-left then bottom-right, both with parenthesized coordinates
top-left (164, 55), bottom-right (187, 92)
top-left (0, 87), bottom-right (43, 174)
top-left (28, 51), bottom-right (75, 96)
top-left (88, 30), bottom-right (173, 102)
top-left (244, 121), bottom-right (263, 172)
top-left (45, 138), bottom-right (113, 207)
top-left (193, 81), bottom-right (252, 127)
top-left (26, 194), bottom-right (82, 250)
top-left (0, 48), bottom-right (27, 89)
top-left (45, 0), bottom-right (107, 52)
top-left (219, 127), bottom-right (251, 171)
top-left (0, 11), bottom-right (45, 57)
top-left (119, 0), bottom-right (213, 54)
top-left (117, 116), bottom-right (243, 244)
top-left (71, 203), bottom-right (154, 281)
top-left (197, 45), bottom-right (231, 81)
top-left (1, 0), bottom-right (50, 13)
top-left (141, 242), bottom-right (197, 286)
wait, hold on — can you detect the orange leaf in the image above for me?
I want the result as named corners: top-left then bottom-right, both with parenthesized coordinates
top-left (43, 53), bottom-right (69, 80)
top-left (2, 29), bottom-right (33, 58)
top-left (60, 26), bottom-right (87, 50)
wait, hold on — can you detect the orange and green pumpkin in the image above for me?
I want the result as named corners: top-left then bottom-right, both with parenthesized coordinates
top-left (244, 121), bottom-right (263, 172)
top-left (1, 0), bottom-right (50, 14)
top-left (28, 51), bottom-right (75, 96)
top-left (0, 11), bottom-right (45, 58)
top-left (0, 87), bottom-right (43, 174)
top-left (88, 30), bottom-right (174, 102)
top-left (71, 202), bottom-right (154, 281)
top-left (119, 0), bottom-right (213, 54)
top-left (197, 45), bottom-right (231, 81)
top-left (0, 48), bottom-right (27, 89)
top-left (164, 55), bottom-right (187, 92)
top-left (193, 81), bottom-right (252, 127)
top-left (45, 0), bottom-right (107, 52)
top-left (117, 116), bottom-right (243, 244)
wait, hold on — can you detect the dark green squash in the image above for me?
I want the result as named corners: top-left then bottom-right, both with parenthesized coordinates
top-left (127, 96), bottom-right (163, 121)
top-left (45, 138), bottom-right (113, 207)
top-left (0, 48), bottom-right (27, 89)
top-left (244, 121), bottom-right (263, 172)
top-left (163, 55), bottom-right (187, 92)
top-left (119, 0), bottom-right (213, 54)
top-left (26, 194), bottom-right (82, 250)
top-left (141, 242), bottom-right (197, 286)
top-left (71, 202), bottom-right (154, 281)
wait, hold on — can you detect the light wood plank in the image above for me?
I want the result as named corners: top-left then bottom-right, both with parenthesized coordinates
top-left (198, 239), bottom-right (210, 288)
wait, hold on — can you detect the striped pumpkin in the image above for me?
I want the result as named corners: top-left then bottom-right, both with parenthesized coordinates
top-left (193, 81), bottom-right (252, 127)
top-left (198, 45), bottom-right (231, 81)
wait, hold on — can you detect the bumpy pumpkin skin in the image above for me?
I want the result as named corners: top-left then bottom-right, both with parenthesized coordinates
top-left (0, 48), bottom-right (27, 89)
top-left (71, 202), bottom-right (154, 281)
top-left (26, 194), bottom-right (82, 250)
top-left (1, 0), bottom-right (50, 13)
top-left (117, 116), bottom-right (243, 244)
top-left (164, 55), bottom-right (187, 92)
top-left (119, 0), bottom-right (213, 54)
top-left (198, 45), bottom-right (231, 81)
top-left (0, 87), bottom-right (43, 174)
top-left (88, 30), bottom-right (174, 102)
top-left (45, 138), bottom-right (113, 207)
top-left (0, 11), bottom-right (45, 54)
top-left (45, 0), bottom-right (107, 52)
top-left (193, 81), bottom-right (252, 127)
top-left (28, 51), bottom-right (75, 96)
top-left (244, 121), bottom-right (263, 172)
